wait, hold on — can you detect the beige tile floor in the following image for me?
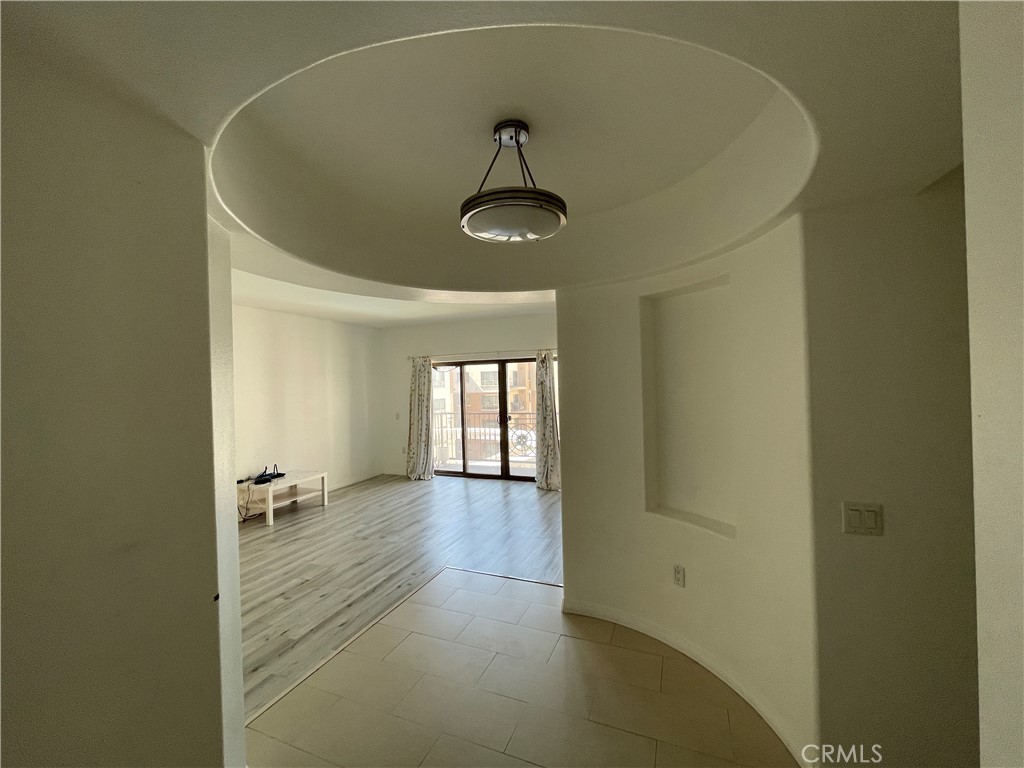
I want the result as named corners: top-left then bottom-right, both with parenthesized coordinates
top-left (246, 568), bottom-right (798, 768)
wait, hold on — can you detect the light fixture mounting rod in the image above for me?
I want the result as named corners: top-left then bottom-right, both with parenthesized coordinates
top-left (476, 119), bottom-right (534, 194)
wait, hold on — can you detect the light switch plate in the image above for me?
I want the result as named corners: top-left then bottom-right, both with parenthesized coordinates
top-left (842, 502), bottom-right (884, 536)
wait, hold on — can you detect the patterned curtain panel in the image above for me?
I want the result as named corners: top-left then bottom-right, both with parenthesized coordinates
top-left (535, 350), bottom-right (562, 491)
top-left (406, 356), bottom-right (434, 481)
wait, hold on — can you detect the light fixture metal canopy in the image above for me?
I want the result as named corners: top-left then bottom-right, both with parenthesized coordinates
top-left (460, 119), bottom-right (567, 243)
top-left (493, 118), bottom-right (529, 147)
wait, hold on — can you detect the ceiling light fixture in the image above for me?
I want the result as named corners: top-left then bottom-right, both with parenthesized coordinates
top-left (460, 119), bottom-right (567, 243)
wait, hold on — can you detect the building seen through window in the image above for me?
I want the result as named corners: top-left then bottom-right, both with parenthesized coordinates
top-left (429, 360), bottom-right (546, 479)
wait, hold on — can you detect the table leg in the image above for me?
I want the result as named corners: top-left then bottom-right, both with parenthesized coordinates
top-left (321, 475), bottom-right (328, 506)
top-left (265, 485), bottom-right (274, 526)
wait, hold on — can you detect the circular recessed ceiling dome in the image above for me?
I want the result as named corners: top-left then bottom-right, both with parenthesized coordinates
top-left (210, 25), bottom-right (816, 292)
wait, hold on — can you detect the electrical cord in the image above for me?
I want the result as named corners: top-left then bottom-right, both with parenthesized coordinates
top-left (237, 464), bottom-right (286, 521)
top-left (237, 480), bottom-right (264, 522)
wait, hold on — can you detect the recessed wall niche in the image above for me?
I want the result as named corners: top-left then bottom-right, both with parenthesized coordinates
top-left (640, 274), bottom-right (739, 538)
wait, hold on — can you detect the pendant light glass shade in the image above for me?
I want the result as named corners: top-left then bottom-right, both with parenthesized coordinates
top-left (460, 187), bottom-right (567, 242)
top-left (460, 120), bottom-right (567, 243)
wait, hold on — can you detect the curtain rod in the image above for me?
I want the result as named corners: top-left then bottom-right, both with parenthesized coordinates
top-left (407, 349), bottom-right (557, 361)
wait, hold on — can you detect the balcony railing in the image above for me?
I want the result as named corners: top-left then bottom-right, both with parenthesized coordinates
top-left (432, 411), bottom-right (536, 471)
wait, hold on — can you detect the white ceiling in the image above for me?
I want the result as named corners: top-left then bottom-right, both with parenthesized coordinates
top-left (6, 3), bottom-right (964, 306)
top-left (210, 25), bottom-right (816, 291)
top-left (227, 229), bottom-right (555, 326)
top-left (231, 269), bottom-right (554, 328)
top-left (245, 26), bottom-right (777, 220)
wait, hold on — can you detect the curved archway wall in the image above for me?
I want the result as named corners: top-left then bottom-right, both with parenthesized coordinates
top-left (558, 174), bottom-right (977, 767)
top-left (558, 216), bottom-right (818, 759)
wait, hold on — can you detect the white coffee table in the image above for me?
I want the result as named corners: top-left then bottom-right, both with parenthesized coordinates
top-left (237, 470), bottom-right (328, 526)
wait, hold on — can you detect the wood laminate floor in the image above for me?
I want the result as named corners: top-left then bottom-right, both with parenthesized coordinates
top-left (239, 474), bottom-right (562, 719)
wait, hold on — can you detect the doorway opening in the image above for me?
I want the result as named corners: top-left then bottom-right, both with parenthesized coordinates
top-left (431, 359), bottom-right (541, 480)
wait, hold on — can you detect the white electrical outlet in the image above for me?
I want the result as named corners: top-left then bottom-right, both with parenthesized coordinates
top-left (842, 502), bottom-right (884, 536)
top-left (673, 564), bottom-right (685, 587)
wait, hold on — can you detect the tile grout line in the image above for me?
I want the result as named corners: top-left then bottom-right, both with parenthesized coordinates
top-left (249, 681), bottom-right (342, 738)
top-left (415, 730), bottom-right (441, 768)
top-left (247, 728), bottom-right (346, 768)
top-left (477, 647), bottom-right (503, 681)
top-left (501, 715), bottom-right (522, 757)
top-left (726, 706), bottom-right (741, 764)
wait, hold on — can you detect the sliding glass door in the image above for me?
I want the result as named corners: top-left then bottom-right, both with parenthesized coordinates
top-left (430, 359), bottom-right (538, 481)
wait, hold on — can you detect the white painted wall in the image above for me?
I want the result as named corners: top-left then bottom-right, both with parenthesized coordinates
top-left (959, 4), bottom-right (1024, 766)
top-left (559, 180), bottom-right (978, 764)
top-left (1, 41), bottom-right (238, 766)
top-left (208, 222), bottom-right (247, 766)
top-left (373, 314), bottom-right (558, 475)
top-left (803, 176), bottom-right (977, 767)
top-left (232, 304), bottom-right (379, 491)
top-left (558, 216), bottom-right (819, 759)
